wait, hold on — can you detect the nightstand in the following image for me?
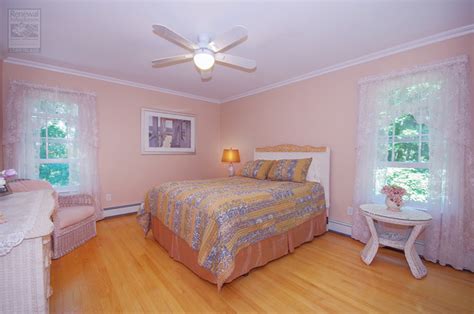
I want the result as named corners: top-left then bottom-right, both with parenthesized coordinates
top-left (359, 203), bottom-right (432, 279)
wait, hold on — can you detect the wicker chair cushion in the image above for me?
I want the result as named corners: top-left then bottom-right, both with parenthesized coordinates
top-left (57, 206), bottom-right (95, 229)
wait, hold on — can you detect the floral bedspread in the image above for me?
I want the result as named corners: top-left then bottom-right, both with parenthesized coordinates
top-left (137, 176), bottom-right (326, 288)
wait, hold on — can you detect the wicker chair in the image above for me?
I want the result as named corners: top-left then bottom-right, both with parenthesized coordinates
top-left (53, 193), bottom-right (97, 259)
top-left (9, 179), bottom-right (97, 259)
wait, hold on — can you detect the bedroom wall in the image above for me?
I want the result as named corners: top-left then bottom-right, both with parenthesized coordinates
top-left (220, 34), bottom-right (474, 226)
top-left (0, 60), bottom-right (3, 169)
top-left (1, 63), bottom-right (222, 208)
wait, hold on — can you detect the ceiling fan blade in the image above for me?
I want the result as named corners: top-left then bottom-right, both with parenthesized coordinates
top-left (200, 69), bottom-right (212, 80)
top-left (152, 25), bottom-right (198, 51)
top-left (208, 26), bottom-right (248, 52)
top-left (215, 53), bottom-right (256, 70)
top-left (152, 54), bottom-right (193, 67)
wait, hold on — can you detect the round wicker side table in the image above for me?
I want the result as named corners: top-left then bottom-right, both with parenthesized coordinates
top-left (360, 203), bottom-right (432, 279)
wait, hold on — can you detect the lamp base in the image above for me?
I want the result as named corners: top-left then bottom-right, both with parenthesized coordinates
top-left (228, 163), bottom-right (235, 177)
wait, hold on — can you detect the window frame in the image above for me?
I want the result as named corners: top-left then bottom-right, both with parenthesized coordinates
top-left (377, 112), bottom-right (430, 208)
top-left (33, 109), bottom-right (79, 193)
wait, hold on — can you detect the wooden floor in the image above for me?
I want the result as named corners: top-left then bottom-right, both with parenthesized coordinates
top-left (50, 215), bottom-right (474, 313)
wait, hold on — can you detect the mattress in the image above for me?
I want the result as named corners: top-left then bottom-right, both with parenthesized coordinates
top-left (137, 176), bottom-right (326, 288)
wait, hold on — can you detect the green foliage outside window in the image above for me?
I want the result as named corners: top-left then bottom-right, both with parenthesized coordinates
top-left (377, 82), bottom-right (439, 204)
top-left (39, 163), bottom-right (70, 187)
top-left (383, 168), bottom-right (429, 202)
top-left (387, 114), bottom-right (429, 163)
top-left (36, 102), bottom-right (78, 188)
top-left (387, 82), bottom-right (440, 106)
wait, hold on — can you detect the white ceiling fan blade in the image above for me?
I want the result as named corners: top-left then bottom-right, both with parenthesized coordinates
top-left (208, 26), bottom-right (248, 52)
top-left (200, 69), bottom-right (212, 80)
top-left (152, 54), bottom-right (193, 67)
top-left (215, 53), bottom-right (256, 70)
top-left (152, 25), bottom-right (198, 51)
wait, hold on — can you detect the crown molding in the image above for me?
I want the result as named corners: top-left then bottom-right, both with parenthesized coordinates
top-left (3, 24), bottom-right (473, 105)
top-left (3, 57), bottom-right (221, 104)
top-left (221, 24), bottom-right (474, 103)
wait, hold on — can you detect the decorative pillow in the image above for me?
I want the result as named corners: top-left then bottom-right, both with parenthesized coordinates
top-left (239, 160), bottom-right (274, 180)
top-left (267, 158), bottom-right (312, 183)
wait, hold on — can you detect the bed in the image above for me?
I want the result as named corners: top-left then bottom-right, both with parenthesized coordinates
top-left (137, 144), bottom-right (330, 289)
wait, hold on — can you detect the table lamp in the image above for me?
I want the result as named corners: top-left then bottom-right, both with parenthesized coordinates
top-left (221, 148), bottom-right (240, 177)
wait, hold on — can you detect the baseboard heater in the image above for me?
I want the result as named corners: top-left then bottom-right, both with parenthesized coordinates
top-left (103, 203), bottom-right (141, 218)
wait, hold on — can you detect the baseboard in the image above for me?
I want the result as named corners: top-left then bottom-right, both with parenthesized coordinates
top-left (103, 203), bottom-right (140, 218)
top-left (328, 219), bottom-right (352, 236)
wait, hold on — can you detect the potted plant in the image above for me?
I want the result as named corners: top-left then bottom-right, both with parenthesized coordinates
top-left (381, 185), bottom-right (407, 211)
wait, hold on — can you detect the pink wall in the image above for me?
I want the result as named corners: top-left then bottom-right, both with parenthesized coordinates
top-left (2, 35), bottom-right (472, 218)
top-left (2, 63), bottom-right (222, 208)
top-left (220, 34), bottom-right (474, 225)
top-left (0, 60), bottom-right (3, 169)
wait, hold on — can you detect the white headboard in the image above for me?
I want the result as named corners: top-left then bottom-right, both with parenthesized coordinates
top-left (254, 144), bottom-right (330, 208)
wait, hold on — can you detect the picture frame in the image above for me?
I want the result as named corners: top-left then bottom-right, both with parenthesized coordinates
top-left (141, 108), bottom-right (196, 154)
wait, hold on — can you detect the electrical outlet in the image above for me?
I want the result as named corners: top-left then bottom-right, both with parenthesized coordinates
top-left (347, 206), bottom-right (353, 215)
top-left (105, 194), bottom-right (112, 201)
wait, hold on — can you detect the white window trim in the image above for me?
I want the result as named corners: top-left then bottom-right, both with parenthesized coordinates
top-left (34, 108), bottom-right (79, 191)
top-left (377, 113), bottom-right (431, 207)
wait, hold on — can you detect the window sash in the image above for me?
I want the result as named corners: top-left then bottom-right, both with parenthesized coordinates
top-left (378, 161), bottom-right (429, 169)
top-left (34, 111), bottom-right (78, 189)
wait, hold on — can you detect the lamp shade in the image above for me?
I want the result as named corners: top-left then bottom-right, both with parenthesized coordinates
top-left (221, 148), bottom-right (240, 163)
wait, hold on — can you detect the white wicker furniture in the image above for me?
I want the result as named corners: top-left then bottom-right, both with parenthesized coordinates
top-left (360, 203), bottom-right (432, 279)
top-left (0, 190), bottom-right (55, 313)
top-left (8, 179), bottom-right (97, 259)
top-left (53, 193), bottom-right (96, 259)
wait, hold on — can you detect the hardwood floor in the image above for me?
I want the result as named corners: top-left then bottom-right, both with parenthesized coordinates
top-left (50, 215), bottom-right (474, 313)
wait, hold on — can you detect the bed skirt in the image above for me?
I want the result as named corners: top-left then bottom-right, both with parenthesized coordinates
top-left (151, 210), bottom-right (327, 286)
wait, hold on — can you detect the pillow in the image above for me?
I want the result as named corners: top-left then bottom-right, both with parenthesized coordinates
top-left (267, 158), bottom-right (312, 183)
top-left (239, 160), bottom-right (274, 180)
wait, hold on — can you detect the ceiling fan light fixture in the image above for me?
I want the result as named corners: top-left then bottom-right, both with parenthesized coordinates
top-left (193, 49), bottom-right (215, 70)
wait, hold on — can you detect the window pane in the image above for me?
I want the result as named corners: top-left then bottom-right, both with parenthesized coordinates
top-left (421, 142), bottom-right (429, 162)
top-left (53, 103), bottom-right (77, 116)
top-left (394, 114), bottom-right (419, 138)
top-left (39, 163), bottom-right (69, 187)
top-left (48, 141), bottom-right (68, 159)
top-left (393, 142), bottom-right (419, 162)
top-left (377, 167), bottom-right (430, 203)
top-left (35, 101), bottom-right (78, 117)
top-left (388, 82), bottom-right (441, 106)
top-left (48, 119), bottom-right (68, 138)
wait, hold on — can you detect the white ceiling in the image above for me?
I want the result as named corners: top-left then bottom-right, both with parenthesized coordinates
top-left (1, 1), bottom-right (473, 103)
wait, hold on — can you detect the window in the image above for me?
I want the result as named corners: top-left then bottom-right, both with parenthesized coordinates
top-left (32, 101), bottom-right (80, 191)
top-left (376, 114), bottom-right (429, 203)
top-left (375, 82), bottom-right (440, 205)
top-left (353, 57), bottom-right (473, 269)
top-left (5, 81), bottom-right (101, 217)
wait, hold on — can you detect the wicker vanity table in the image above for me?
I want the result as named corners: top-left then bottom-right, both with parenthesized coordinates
top-left (0, 190), bottom-right (55, 313)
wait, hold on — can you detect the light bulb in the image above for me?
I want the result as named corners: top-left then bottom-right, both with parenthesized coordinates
top-left (193, 50), bottom-right (215, 70)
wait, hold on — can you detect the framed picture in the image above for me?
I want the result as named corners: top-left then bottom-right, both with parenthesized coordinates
top-left (141, 108), bottom-right (196, 154)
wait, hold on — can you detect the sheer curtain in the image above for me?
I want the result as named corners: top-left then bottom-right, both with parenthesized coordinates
top-left (3, 81), bottom-right (103, 220)
top-left (351, 56), bottom-right (473, 272)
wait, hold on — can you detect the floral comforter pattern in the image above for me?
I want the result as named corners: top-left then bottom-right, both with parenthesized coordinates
top-left (137, 176), bottom-right (326, 288)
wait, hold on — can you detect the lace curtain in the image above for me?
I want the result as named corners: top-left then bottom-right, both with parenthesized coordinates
top-left (3, 81), bottom-right (103, 220)
top-left (352, 55), bottom-right (473, 272)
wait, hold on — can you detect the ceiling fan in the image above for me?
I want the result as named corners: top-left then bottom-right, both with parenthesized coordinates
top-left (151, 25), bottom-right (257, 80)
